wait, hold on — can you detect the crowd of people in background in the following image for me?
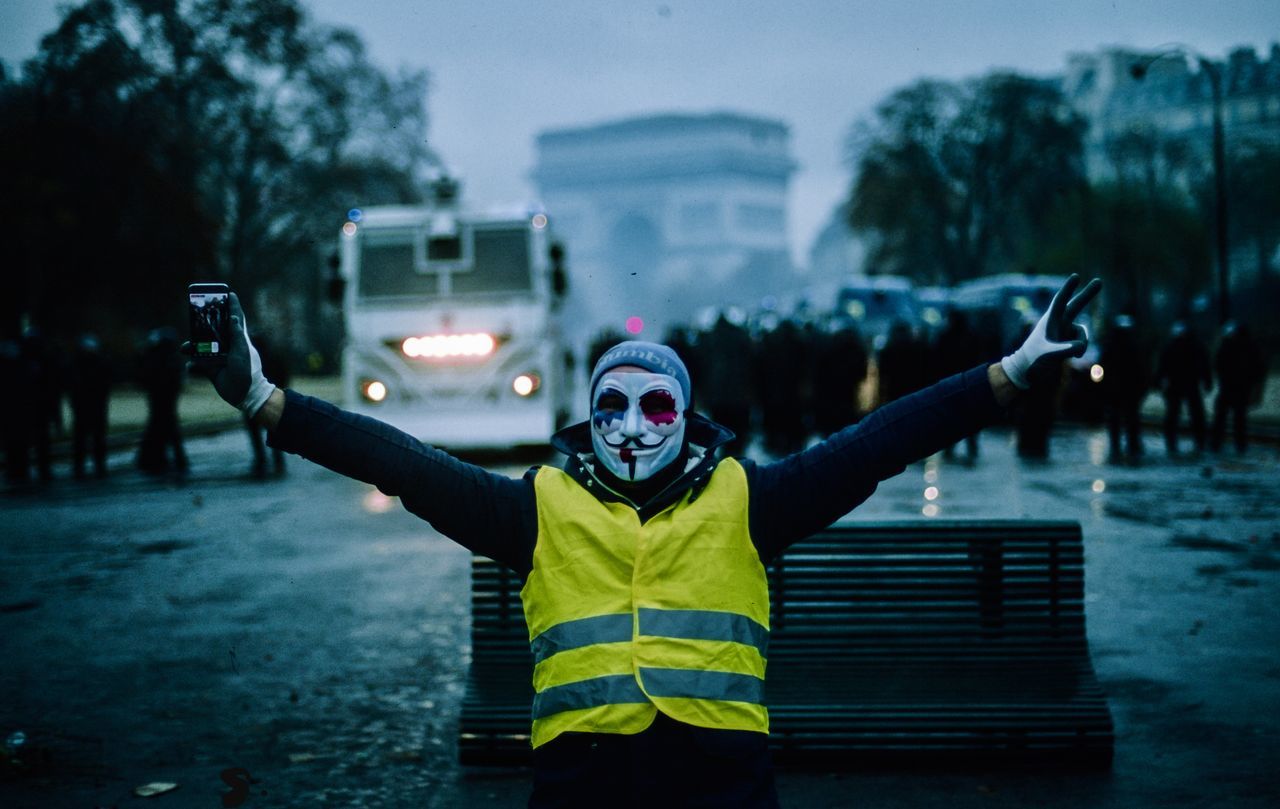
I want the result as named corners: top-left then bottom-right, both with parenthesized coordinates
top-left (591, 305), bottom-right (1269, 465)
top-left (0, 325), bottom-right (293, 486)
top-left (590, 307), bottom-right (998, 461)
top-left (1093, 314), bottom-right (1267, 462)
top-left (0, 306), bottom-right (1270, 487)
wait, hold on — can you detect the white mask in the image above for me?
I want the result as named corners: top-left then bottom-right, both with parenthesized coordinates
top-left (590, 371), bottom-right (687, 482)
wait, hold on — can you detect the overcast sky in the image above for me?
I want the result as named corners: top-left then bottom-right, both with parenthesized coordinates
top-left (2, 1), bottom-right (1276, 264)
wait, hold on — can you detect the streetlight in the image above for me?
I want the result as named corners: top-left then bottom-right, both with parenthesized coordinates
top-left (1130, 46), bottom-right (1230, 324)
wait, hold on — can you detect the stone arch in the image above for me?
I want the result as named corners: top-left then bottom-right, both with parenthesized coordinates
top-left (607, 213), bottom-right (664, 282)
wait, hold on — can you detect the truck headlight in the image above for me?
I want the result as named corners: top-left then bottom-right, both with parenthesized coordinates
top-left (513, 373), bottom-right (541, 397)
top-left (362, 379), bottom-right (388, 402)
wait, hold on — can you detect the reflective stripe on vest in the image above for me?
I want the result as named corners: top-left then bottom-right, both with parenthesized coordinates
top-left (530, 613), bottom-right (633, 665)
top-left (530, 609), bottom-right (769, 665)
top-left (533, 673), bottom-right (649, 719)
top-left (530, 667), bottom-right (767, 720)
top-left (638, 608), bottom-right (769, 660)
top-left (524, 459), bottom-right (770, 748)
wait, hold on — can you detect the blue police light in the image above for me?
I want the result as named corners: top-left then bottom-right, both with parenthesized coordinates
top-left (347, 208), bottom-right (363, 223)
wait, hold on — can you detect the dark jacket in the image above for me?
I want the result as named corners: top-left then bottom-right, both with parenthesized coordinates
top-left (269, 364), bottom-right (999, 575)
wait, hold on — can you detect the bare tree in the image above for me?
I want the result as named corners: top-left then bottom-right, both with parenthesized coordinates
top-left (846, 73), bottom-right (1088, 285)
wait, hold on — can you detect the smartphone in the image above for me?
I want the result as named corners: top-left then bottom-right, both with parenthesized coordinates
top-left (188, 283), bottom-right (230, 365)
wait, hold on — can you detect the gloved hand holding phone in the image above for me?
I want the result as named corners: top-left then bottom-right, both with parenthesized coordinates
top-left (183, 291), bottom-right (276, 417)
top-left (1000, 274), bottom-right (1102, 391)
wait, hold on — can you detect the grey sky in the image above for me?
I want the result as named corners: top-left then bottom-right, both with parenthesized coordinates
top-left (3, 1), bottom-right (1276, 264)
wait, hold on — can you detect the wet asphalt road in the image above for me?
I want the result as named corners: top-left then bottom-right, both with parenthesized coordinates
top-left (1, 425), bottom-right (1278, 808)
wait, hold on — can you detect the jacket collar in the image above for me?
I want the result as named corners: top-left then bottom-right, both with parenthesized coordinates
top-left (550, 412), bottom-right (736, 519)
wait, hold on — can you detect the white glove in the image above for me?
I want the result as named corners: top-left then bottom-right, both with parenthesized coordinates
top-left (1000, 275), bottom-right (1102, 390)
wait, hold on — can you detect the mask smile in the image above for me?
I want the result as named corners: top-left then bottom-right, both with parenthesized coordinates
top-left (603, 435), bottom-right (667, 450)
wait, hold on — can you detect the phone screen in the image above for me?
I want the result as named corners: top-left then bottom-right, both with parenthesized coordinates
top-left (189, 286), bottom-right (230, 358)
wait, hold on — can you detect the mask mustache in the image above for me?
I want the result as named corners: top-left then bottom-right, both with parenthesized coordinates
top-left (604, 435), bottom-right (666, 450)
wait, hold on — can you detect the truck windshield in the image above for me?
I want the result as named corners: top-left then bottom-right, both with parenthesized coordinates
top-left (454, 227), bottom-right (533, 295)
top-left (357, 229), bottom-right (433, 299)
top-left (356, 225), bottom-right (533, 300)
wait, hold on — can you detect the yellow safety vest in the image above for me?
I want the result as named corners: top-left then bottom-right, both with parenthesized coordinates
top-left (522, 458), bottom-right (770, 749)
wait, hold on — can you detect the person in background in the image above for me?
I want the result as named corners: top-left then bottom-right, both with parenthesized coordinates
top-left (10, 328), bottom-right (62, 483)
top-left (68, 333), bottom-right (113, 479)
top-left (876, 320), bottom-right (929, 407)
top-left (136, 327), bottom-right (187, 475)
top-left (1155, 319), bottom-right (1212, 455)
top-left (1211, 320), bottom-right (1265, 454)
top-left (755, 318), bottom-right (808, 456)
top-left (698, 311), bottom-right (755, 457)
top-left (810, 315), bottom-right (867, 438)
top-left (931, 310), bottom-right (986, 462)
top-left (1098, 314), bottom-right (1148, 462)
top-left (1, 337), bottom-right (33, 485)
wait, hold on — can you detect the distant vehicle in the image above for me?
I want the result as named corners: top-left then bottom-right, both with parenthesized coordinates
top-left (914, 285), bottom-right (953, 342)
top-left (337, 183), bottom-right (574, 448)
top-left (949, 273), bottom-right (1064, 353)
top-left (951, 273), bottom-right (1103, 420)
top-left (833, 275), bottom-right (919, 350)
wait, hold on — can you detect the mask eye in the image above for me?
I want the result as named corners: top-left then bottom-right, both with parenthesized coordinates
top-left (639, 389), bottom-right (678, 425)
top-left (595, 390), bottom-right (628, 413)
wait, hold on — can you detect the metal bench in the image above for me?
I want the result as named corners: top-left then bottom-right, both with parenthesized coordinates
top-left (460, 520), bottom-right (1114, 769)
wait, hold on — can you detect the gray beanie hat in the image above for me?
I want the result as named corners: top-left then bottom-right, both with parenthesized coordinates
top-left (589, 341), bottom-right (692, 406)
